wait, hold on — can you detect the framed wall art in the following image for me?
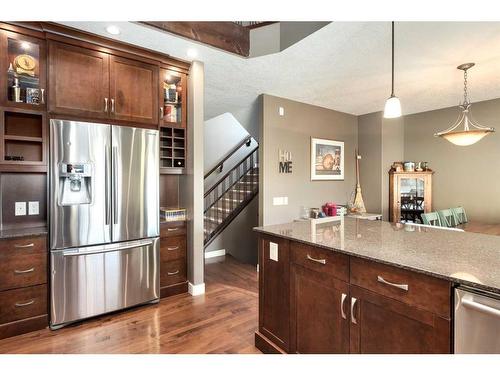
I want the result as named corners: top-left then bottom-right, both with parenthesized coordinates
top-left (311, 137), bottom-right (344, 180)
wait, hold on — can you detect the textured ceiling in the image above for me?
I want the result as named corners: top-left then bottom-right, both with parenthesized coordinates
top-left (61, 21), bottom-right (500, 120)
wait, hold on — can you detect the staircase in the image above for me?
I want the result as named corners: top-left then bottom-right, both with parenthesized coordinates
top-left (204, 147), bottom-right (258, 246)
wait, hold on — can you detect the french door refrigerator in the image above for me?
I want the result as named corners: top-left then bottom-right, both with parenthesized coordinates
top-left (49, 119), bottom-right (160, 329)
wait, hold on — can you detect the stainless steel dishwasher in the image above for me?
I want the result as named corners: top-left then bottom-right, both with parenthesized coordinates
top-left (454, 287), bottom-right (500, 353)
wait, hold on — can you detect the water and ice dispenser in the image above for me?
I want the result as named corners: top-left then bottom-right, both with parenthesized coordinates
top-left (58, 163), bottom-right (92, 205)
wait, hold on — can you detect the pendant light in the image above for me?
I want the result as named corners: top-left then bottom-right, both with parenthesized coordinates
top-left (434, 63), bottom-right (495, 146)
top-left (384, 21), bottom-right (402, 118)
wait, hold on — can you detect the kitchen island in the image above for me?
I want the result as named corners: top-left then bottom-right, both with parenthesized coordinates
top-left (253, 217), bottom-right (500, 354)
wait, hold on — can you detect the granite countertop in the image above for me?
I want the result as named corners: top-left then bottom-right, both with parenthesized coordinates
top-left (0, 226), bottom-right (48, 239)
top-left (254, 217), bottom-right (500, 294)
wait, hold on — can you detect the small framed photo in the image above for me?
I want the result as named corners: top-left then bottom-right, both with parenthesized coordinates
top-left (311, 137), bottom-right (344, 180)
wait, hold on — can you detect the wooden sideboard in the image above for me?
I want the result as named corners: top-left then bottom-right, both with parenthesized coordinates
top-left (256, 234), bottom-right (452, 354)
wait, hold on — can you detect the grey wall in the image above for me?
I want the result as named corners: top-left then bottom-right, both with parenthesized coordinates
top-left (358, 112), bottom-right (382, 214)
top-left (404, 98), bottom-right (500, 223)
top-left (260, 94), bottom-right (358, 225)
top-left (381, 117), bottom-right (405, 220)
top-left (182, 61), bottom-right (205, 290)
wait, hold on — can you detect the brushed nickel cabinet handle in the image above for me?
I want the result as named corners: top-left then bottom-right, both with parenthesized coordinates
top-left (351, 297), bottom-right (358, 324)
top-left (167, 246), bottom-right (179, 251)
top-left (307, 254), bottom-right (326, 264)
top-left (160, 106), bottom-right (164, 118)
top-left (15, 299), bottom-right (35, 307)
top-left (104, 97), bottom-right (108, 112)
top-left (167, 228), bottom-right (179, 232)
top-left (377, 275), bottom-right (409, 291)
top-left (40, 88), bottom-right (45, 104)
top-left (341, 293), bottom-right (347, 320)
top-left (14, 267), bottom-right (34, 274)
top-left (167, 270), bottom-right (179, 276)
top-left (14, 243), bottom-right (34, 248)
top-left (111, 98), bottom-right (115, 113)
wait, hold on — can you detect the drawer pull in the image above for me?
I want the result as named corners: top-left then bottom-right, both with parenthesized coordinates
top-left (351, 297), bottom-right (358, 324)
top-left (341, 293), bottom-right (347, 320)
top-left (14, 267), bottom-right (35, 274)
top-left (167, 270), bottom-right (180, 276)
top-left (15, 299), bottom-right (35, 308)
top-left (167, 246), bottom-right (179, 251)
top-left (377, 275), bottom-right (409, 291)
top-left (167, 228), bottom-right (179, 232)
top-left (14, 243), bottom-right (35, 248)
top-left (307, 254), bottom-right (326, 264)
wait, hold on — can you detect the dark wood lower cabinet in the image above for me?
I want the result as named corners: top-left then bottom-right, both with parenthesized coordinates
top-left (258, 235), bottom-right (290, 352)
top-left (256, 235), bottom-right (452, 354)
top-left (349, 285), bottom-right (450, 354)
top-left (290, 265), bottom-right (349, 353)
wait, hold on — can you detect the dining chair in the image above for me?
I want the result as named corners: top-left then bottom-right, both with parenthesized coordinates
top-left (452, 207), bottom-right (468, 224)
top-left (438, 209), bottom-right (458, 227)
top-left (421, 212), bottom-right (442, 226)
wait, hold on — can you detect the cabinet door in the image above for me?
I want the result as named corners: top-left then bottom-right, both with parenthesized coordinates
top-left (48, 41), bottom-right (109, 119)
top-left (159, 68), bottom-right (187, 128)
top-left (290, 265), bottom-right (349, 353)
top-left (349, 285), bottom-right (451, 354)
top-left (1, 30), bottom-right (47, 110)
top-left (109, 55), bottom-right (158, 125)
top-left (258, 235), bottom-right (290, 352)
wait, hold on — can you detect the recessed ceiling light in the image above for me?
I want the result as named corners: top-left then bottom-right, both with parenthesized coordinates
top-left (187, 48), bottom-right (198, 59)
top-left (105, 25), bottom-right (121, 35)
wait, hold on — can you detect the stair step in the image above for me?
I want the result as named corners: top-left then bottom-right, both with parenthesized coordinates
top-left (230, 189), bottom-right (253, 194)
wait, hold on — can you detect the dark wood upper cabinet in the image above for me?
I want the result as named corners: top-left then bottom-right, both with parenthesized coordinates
top-left (109, 55), bottom-right (158, 125)
top-left (48, 41), bottom-right (109, 119)
top-left (0, 30), bottom-right (47, 110)
top-left (349, 285), bottom-right (451, 354)
top-left (290, 265), bottom-right (350, 354)
top-left (159, 68), bottom-right (186, 128)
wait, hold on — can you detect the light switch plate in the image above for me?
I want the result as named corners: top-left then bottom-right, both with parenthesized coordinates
top-left (28, 201), bottom-right (39, 215)
top-left (269, 242), bottom-right (278, 262)
top-left (15, 202), bottom-right (26, 216)
top-left (279, 107), bottom-right (285, 116)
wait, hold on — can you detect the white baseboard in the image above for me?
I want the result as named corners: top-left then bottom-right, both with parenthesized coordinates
top-left (204, 249), bottom-right (226, 259)
top-left (188, 282), bottom-right (206, 296)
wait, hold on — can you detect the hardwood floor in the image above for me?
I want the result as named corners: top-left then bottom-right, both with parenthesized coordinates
top-left (0, 255), bottom-right (260, 354)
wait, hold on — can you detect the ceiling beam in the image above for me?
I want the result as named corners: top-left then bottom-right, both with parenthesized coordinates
top-left (140, 21), bottom-right (250, 57)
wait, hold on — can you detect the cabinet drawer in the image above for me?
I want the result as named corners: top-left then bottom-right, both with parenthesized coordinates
top-left (0, 251), bottom-right (47, 292)
top-left (160, 235), bottom-right (186, 262)
top-left (160, 222), bottom-right (186, 238)
top-left (350, 257), bottom-right (451, 318)
top-left (0, 284), bottom-right (47, 324)
top-left (160, 259), bottom-right (187, 286)
top-left (291, 241), bottom-right (349, 282)
top-left (0, 236), bottom-right (46, 256)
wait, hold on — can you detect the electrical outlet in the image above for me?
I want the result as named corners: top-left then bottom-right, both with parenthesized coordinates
top-left (15, 202), bottom-right (26, 216)
top-left (269, 242), bottom-right (278, 261)
top-left (28, 201), bottom-right (39, 215)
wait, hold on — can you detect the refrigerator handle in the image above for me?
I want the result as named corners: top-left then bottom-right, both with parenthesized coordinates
top-left (105, 145), bottom-right (110, 225)
top-left (112, 146), bottom-right (118, 225)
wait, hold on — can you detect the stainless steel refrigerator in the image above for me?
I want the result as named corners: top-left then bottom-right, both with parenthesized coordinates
top-left (49, 119), bottom-right (160, 329)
